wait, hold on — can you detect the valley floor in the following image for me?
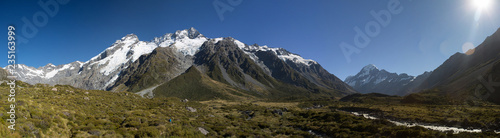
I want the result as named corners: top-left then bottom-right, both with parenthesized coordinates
top-left (0, 84), bottom-right (499, 137)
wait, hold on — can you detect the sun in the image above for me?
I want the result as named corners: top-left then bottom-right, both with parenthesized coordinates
top-left (471, 0), bottom-right (494, 21)
top-left (473, 0), bottom-right (492, 9)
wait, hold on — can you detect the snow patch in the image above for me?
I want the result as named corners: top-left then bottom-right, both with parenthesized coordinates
top-left (105, 74), bottom-right (120, 88)
top-left (131, 42), bottom-right (157, 61)
top-left (96, 39), bottom-right (157, 76)
top-left (401, 76), bottom-right (415, 81)
top-left (45, 64), bottom-right (71, 79)
top-left (23, 66), bottom-right (44, 76)
top-left (374, 76), bottom-right (387, 84)
top-left (171, 37), bottom-right (207, 56)
top-left (240, 44), bottom-right (317, 66)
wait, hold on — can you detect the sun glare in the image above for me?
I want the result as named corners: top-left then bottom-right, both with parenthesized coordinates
top-left (474, 0), bottom-right (492, 9)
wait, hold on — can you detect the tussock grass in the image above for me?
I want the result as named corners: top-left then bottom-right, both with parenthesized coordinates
top-left (0, 83), bottom-right (498, 137)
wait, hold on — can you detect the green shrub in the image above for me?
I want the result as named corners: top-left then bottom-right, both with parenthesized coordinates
top-left (136, 127), bottom-right (160, 137)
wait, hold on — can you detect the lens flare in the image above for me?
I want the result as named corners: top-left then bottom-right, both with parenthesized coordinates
top-left (462, 42), bottom-right (475, 55)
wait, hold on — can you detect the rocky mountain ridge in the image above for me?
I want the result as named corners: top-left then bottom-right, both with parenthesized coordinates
top-left (9, 28), bottom-right (356, 100)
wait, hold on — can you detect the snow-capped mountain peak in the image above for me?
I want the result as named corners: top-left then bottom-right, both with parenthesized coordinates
top-left (188, 27), bottom-right (203, 39)
top-left (345, 64), bottom-right (420, 95)
top-left (121, 34), bottom-right (139, 42)
top-left (45, 63), bottom-right (56, 68)
top-left (362, 64), bottom-right (378, 72)
top-left (174, 27), bottom-right (204, 39)
top-left (84, 28), bottom-right (207, 77)
top-left (357, 64), bottom-right (379, 77)
top-left (170, 32), bottom-right (207, 56)
top-left (149, 28), bottom-right (208, 56)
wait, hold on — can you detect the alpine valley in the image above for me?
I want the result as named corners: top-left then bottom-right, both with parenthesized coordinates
top-left (8, 28), bottom-right (355, 101)
top-left (4, 0), bottom-right (500, 136)
top-left (1, 28), bottom-right (500, 137)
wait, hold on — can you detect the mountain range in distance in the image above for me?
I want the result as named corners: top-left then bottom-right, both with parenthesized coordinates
top-left (344, 64), bottom-right (431, 96)
top-left (346, 28), bottom-right (500, 104)
top-left (7, 27), bottom-right (356, 101)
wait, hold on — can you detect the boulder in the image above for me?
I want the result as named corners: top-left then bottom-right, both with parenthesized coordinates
top-left (198, 127), bottom-right (209, 135)
top-left (186, 107), bottom-right (197, 112)
top-left (181, 99), bottom-right (189, 102)
top-left (273, 109), bottom-right (283, 116)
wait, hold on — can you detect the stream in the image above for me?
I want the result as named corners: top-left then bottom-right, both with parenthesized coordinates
top-left (349, 111), bottom-right (500, 134)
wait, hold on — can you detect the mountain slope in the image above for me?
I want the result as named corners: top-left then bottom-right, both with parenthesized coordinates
top-left (395, 71), bottom-right (432, 96)
top-left (404, 28), bottom-right (500, 104)
top-left (152, 66), bottom-right (258, 101)
top-left (109, 46), bottom-right (191, 92)
top-left (149, 38), bottom-right (355, 100)
top-left (238, 42), bottom-right (356, 96)
top-left (193, 38), bottom-right (277, 92)
top-left (191, 38), bottom-right (352, 100)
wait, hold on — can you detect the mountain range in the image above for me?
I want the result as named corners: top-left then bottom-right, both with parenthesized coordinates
top-left (346, 28), bottom-right (500, 104)
top-left (8, 28), bottom-right (356, 100)
top-left (6, 27), bottom-right (500, 104)
top-left (344, 64), bottom-right (431, 96)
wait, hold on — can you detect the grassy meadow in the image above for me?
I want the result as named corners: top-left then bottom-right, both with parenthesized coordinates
top-left (0, 83), bottom-right (499, 137)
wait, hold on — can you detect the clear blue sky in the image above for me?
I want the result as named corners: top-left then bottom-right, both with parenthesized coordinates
top-left (1, 0), bottom-right (499, 80)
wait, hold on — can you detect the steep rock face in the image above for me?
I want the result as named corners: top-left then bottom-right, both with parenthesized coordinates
top-left (291, 62), bottom-right (348, 90)
top-left (252, 50), bottom-right (321, 92)
top-left (194, 38), bottom-right (277, 90)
